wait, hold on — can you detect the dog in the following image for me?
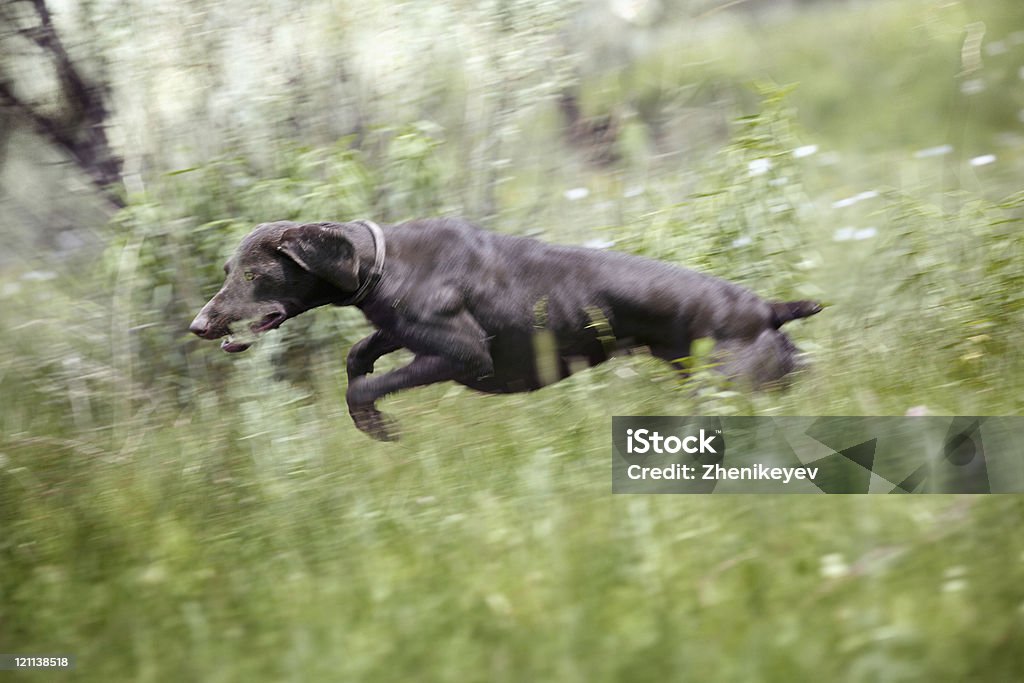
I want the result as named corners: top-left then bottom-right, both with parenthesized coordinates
top-left (189, 218), bottom-right (822, 440)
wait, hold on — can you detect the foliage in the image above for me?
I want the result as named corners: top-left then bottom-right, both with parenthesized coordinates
top-left (618, 83), bottom-right (818, 298)
top-left (4, 82), bottom-right (1024, 678)
top-left (3, 1), bottom-right (1024, 680)
top-left (586, 0), bottom-right (1024, 156)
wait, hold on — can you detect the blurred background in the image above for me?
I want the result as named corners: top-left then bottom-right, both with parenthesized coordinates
top-left (2, 0), bottom-right (1024, 679)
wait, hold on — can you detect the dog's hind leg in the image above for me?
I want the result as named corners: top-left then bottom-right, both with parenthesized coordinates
top-left (650, 345), bottom-right (693, 377)
top-left (714, 329), bottom-right (800, 388)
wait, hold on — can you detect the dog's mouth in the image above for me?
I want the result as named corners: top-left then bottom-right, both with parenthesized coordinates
top-left (221, 338), bottom-right (251, 353)
top-left (252, 310), bottom-right (288, 334)
top-left (220, 311), bottom-right (288, 353)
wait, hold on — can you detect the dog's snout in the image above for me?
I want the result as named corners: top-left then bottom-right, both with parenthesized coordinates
top-left (189, 313), bottom-right (211, 338)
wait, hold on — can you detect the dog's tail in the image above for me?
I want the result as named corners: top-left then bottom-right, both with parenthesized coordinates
top-left (770, 300), bottom-right (824, 328)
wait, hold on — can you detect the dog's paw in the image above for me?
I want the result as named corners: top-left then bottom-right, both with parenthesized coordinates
top-left (346, 376), bottom-right (377, 407)
top-left (346, 358), bottom-right (375, 381)
top-left (350, 406), bottom-right (401, 442)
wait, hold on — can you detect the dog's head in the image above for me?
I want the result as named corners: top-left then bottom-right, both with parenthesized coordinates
top-left (189, 221), bottom-right (364, 352)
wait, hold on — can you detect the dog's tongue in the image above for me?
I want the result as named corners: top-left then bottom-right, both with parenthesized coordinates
top-left (221, 337), bottom-right (251, 353)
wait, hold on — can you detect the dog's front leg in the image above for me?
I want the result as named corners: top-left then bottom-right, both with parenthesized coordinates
top-left (346, 330), bottom-right (402, 381)
top-left (348, 299), bottom-right (493, 441)
top-left (347, 355), bottom-right (473, 441)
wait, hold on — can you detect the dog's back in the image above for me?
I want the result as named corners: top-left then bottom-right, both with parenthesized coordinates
top-left (380, 219), bottom-right (820, 388)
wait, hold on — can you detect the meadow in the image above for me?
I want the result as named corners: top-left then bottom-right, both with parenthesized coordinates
top-left (2, 0), bottom-right (1024, 680)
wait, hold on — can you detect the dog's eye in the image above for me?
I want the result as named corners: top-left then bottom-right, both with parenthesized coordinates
top-left (243, 271), bottom-right (256, 281)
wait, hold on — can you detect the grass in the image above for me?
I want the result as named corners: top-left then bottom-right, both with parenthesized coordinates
top-left (3, 257), bottom-right (1024, 679)
top-left (4, 378), bottom-right (1024, 680)
top-left (4, 0), bottom-right (1024, 679)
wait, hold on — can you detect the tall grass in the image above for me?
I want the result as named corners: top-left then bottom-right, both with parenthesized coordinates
top-left (3, 2), bottom-right (1024, 680)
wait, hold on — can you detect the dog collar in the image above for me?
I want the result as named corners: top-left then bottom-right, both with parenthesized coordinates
top-left (344, 219), bottom-right (386, 305)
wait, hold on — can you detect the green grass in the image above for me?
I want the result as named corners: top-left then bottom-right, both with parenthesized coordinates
top-left (4, 0), bottom-right (1024, 679)
top-left (582, 0), bottom-right (1024, 158)
top-left (4, 377), bottom-right (1024, 680)
top-left (3, 243), bottom-right (1024, 679)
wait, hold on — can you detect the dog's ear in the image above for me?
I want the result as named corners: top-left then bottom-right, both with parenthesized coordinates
top-left (277, 223), bottom-right (360, 291)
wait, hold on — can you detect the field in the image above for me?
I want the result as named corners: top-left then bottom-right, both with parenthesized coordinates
top-left (2, 0), bottom-right (1024, 680)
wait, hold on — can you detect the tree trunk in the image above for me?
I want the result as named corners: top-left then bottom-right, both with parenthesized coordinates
top-left (0, 0), bottom-right (125, 208)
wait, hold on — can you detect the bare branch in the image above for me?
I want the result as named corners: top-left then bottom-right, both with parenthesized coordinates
top-left (0, 0), bottom-right (125, 207)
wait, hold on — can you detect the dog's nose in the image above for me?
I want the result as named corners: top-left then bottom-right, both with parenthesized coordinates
top-left (189, 314), bottom-right (209, 337)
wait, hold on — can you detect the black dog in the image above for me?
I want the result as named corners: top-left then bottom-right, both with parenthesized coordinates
top-left (189, 219), bottom-right (822, 440)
